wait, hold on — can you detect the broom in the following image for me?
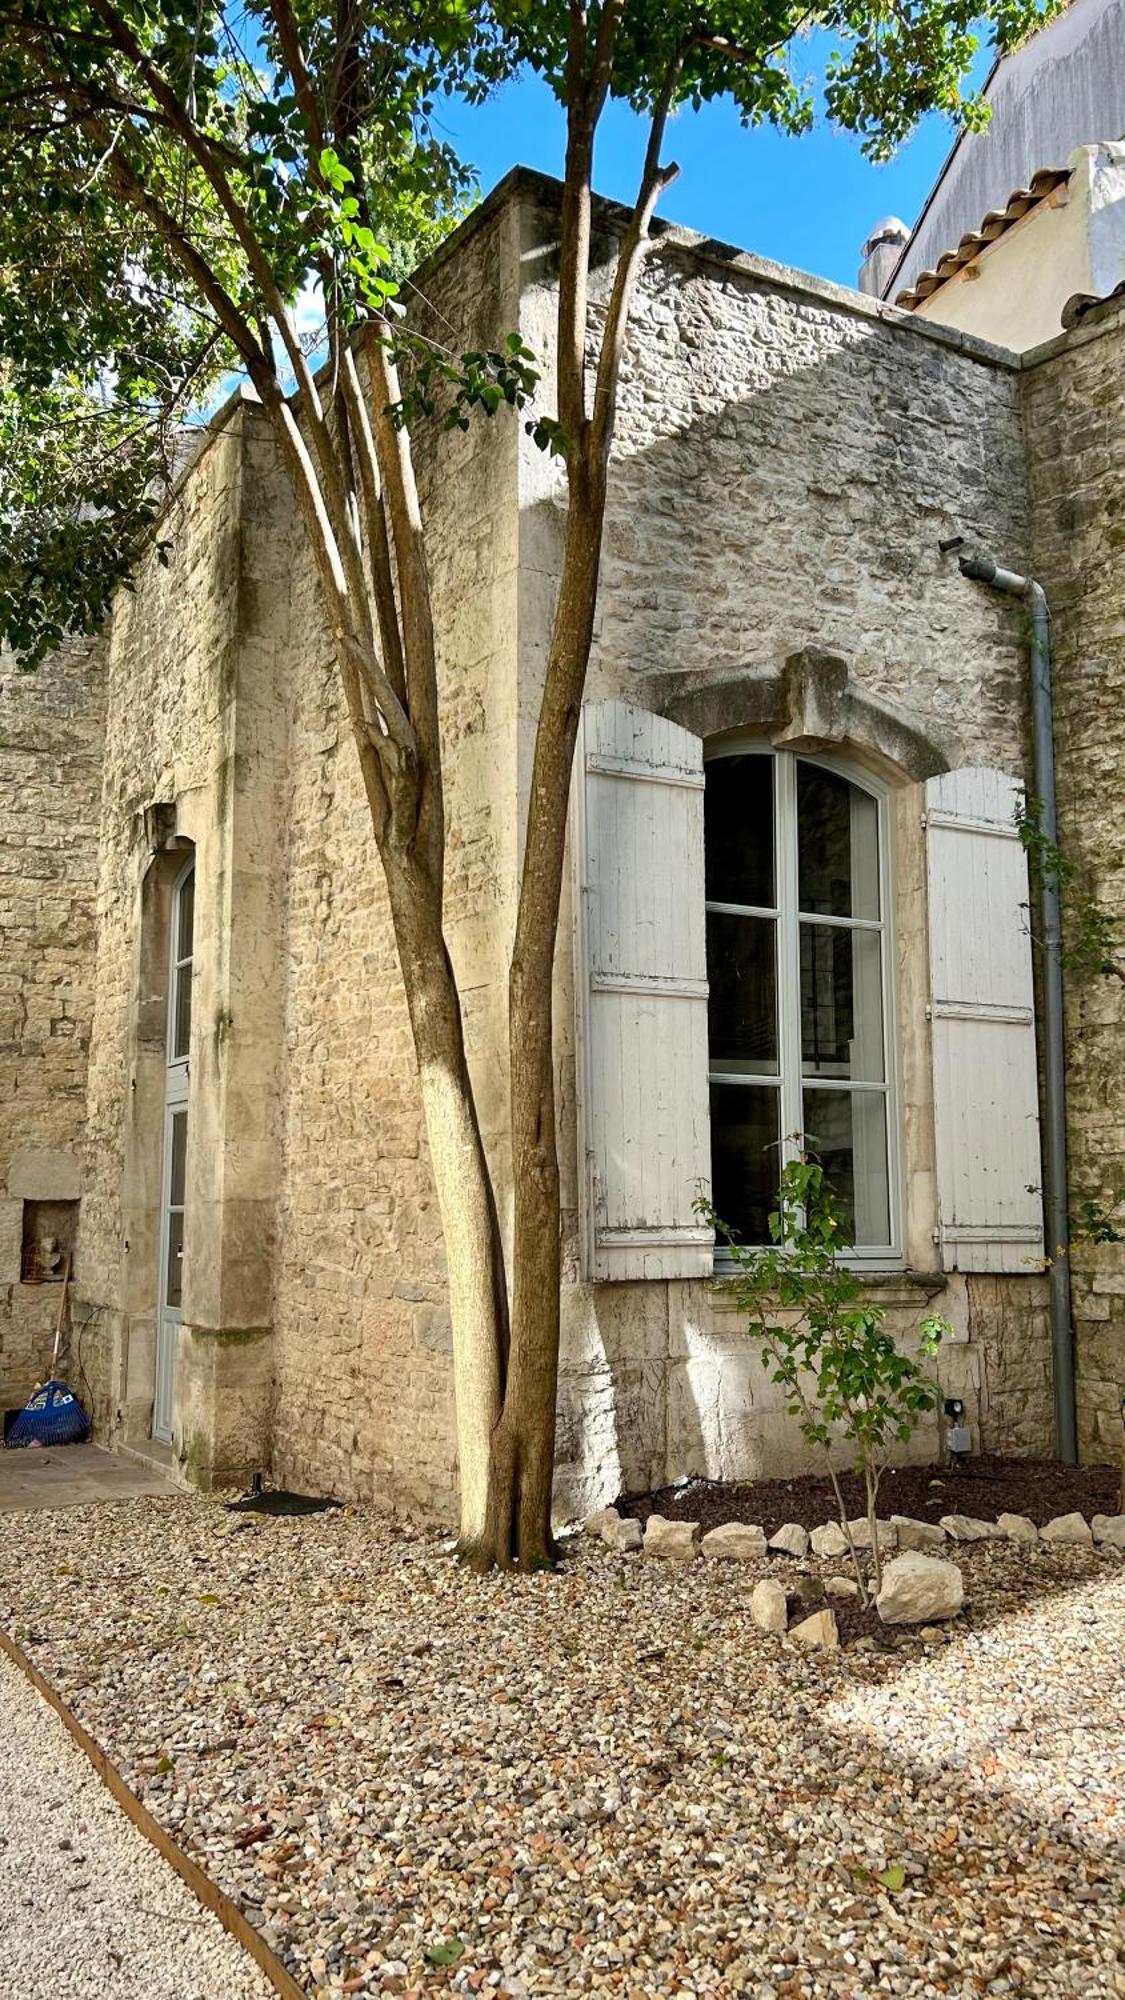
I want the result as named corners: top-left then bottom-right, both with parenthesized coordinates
top-left (5, 1257), bottom-right (90, 1448)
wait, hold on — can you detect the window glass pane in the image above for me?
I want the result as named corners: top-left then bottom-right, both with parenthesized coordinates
top-left (172, 960), bottom-right (192, 1060)
top-left (168, 1112), bottom-right (188, 1208)
top-left (709, 1082), bottom-right (780, 1246)
top-left (705, 755), bottom-right (775, 909)
top-left (166, 1208), bottom-right (184, 1308)
top-left (176, 868), bottom-right (195, 963)
top-left (800, 923), bottom-right (885, 1081)
top-left (801, 1088), bottom-right (891, 1247)
top-left (706, 912), bottom-right (778, 1074)
top-left (797, 764), bottom-right (879, 920)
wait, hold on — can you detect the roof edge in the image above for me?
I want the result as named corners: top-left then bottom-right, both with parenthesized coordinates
top-left (894, 166), bottom-right (1070, 309)
top-left (409, 164), bottom-right (1023, 372)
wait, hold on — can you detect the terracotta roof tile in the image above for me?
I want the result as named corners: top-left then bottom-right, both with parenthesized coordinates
top-left (894, 168), bottom-right (1070, 309)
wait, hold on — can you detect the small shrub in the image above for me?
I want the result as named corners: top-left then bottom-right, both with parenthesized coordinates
top-left (699, 1155), bottom-right (951, 1602)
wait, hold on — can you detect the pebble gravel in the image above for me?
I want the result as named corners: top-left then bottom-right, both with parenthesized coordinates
top-left (2, 1492), bottom-right (1124, 2000)
top-left (0, 1650), bottom-right (274, 1999)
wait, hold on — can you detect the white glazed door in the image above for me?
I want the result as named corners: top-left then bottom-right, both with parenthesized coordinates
top-left (154, 860), bottom-right (193, 1443)
top-left (154, 1096), bottom-right (186, 1442)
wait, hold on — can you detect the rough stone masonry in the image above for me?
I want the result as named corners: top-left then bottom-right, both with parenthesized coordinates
top-left (1, 169), bottom-right (1122, 1513)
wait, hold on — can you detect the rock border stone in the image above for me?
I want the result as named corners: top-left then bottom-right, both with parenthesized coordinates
top-left (583, 1502), bottom-right (1113, 1640)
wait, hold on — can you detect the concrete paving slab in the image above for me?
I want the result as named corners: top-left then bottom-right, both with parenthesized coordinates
top-left (0, 1442), bottom-right (175, 1513)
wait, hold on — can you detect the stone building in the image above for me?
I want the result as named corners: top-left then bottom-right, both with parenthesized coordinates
top-left (892, 144), bottom-right (1125, 350)
top-left (874, 0), bottom-right (1125, 303)
top-left (3, 168), bottom-right (1124, 1518)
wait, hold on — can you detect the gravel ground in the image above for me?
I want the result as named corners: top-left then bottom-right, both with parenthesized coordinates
top-left (2, 1493), bottom-right (1124, 2000)
top-left (0, 1651), bottom-right (275, 1999)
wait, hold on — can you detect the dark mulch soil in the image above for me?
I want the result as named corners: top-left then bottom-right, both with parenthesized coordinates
top-left (619, 1453), bottom-right (1120, 1539)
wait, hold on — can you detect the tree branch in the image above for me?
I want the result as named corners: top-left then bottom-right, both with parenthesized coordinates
top-left (590, 48), bottom-right (685, 466)
top-left (363, 329), bottom-right (444, 874)
top-left (266, 0), bottom-right (325, 159)
top-left (339, 341), bottom-right (407, 710)
top-left (84, 0), bottom-right (326, 426)
top-left (555, 6), bottom-right (599, 444)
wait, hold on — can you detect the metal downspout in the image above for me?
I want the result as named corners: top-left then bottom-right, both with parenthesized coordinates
top-left (953, 551), bottom-right (1078, 1463)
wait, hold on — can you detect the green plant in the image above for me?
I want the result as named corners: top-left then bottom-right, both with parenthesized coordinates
top-left (1017, 798), bottom-right (1125, 984)
top-left (1071, 1190), bottom-right (1125, 1245)
top-left (699, 1156), bottom-right (950, 1602)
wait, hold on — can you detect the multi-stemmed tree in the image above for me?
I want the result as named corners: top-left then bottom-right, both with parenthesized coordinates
top-left (0, 0), bottom-right (1054, 1567)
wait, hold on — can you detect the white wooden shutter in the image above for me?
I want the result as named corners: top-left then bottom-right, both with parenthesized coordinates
top-left (573, 700), bottom-right (713, 1280)
top-left (926, 767), bottom-right (1044, 1272)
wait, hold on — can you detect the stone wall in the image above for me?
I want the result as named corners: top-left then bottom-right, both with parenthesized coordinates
top-left (514, 181), bottom-right (1056, 1515)
top-left (0, 636), bottom-right (104, 1413)
top-left (63, 171), bottom-right (1108, 1521)
top-left (267, 194), bottom-right (523, 1513)
top-left (78, 405), bottom-right (295, 1483)
top-left (1023, 300), bottom-right (1125, 1463)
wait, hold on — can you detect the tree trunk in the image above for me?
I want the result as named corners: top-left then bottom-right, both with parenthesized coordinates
top-left (471, 471), bottom-right (606, 1570)
top-left (865, 1467), bottom-right (883, 1596)
top-left (383, 863), bottom-right (507, 1548)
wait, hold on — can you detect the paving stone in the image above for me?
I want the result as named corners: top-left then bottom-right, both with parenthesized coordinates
top-left (891, 1515), bottom-right (947, 1551)
top-left (603, 1516), bottom-right (643, 1553)
top-left (848, 1517), bottom-right (897, 1552)
top-left (809, 1521), bottom-right (849, 1558)
top-left (789, 1608), bottom-right (839, 1650)
top-left (940, 1514), bottom-right (1003, 1543)
top-left (749, 1578), bottom-right (788, 1633)
top-left (997, 1512), bottom-right (1040, 1544)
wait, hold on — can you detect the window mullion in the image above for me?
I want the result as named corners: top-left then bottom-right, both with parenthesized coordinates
top-left (776, 751), bottom-right (801, 1166)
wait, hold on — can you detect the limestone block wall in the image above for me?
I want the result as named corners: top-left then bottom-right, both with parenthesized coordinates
top-left (79, 404), bottom-right (294, 1483)
top-left (81, 419), bottom-right (247, 1322)
top-left (0, 636), bottom-right (104, 1412)
top-left (267, 195), bottom-right (523, 1513)
top-left (1023, 301), bottom-right (1125, 1463)
top-left (513, 179), bottom-right (1057, 1516)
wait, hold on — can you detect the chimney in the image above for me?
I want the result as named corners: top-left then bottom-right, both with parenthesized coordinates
top-left (858, 216), bottom-right (910, 298)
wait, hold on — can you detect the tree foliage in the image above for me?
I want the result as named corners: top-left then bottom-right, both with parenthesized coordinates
top-left (0, 0), bottom-right (1061, 669)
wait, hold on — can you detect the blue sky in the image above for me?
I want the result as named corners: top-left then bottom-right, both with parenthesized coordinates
top-left (440, 43), bottom-right (990, 290)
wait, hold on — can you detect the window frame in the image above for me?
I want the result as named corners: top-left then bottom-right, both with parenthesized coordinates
top-left (166, 855), bottom-right (195, 1072)
top-left (705, 740), bottom-right (904, 1269)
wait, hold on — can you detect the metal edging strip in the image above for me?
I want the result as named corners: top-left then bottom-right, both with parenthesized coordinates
top-left (0, 1624), bottom-right (307, 2000)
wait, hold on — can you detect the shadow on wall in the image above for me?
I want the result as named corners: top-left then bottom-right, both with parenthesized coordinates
top-left (522, 247), bottom-right (1030, 766)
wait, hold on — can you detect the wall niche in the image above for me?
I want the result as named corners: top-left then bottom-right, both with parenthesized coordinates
top-left (20, 1199), bottom-right (78, 1284)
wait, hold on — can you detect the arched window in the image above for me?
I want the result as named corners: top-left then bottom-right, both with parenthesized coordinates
top-left (705, 746), bottom-right (899, 1258)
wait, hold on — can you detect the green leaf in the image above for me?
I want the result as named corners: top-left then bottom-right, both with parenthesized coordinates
top-left (426, 1939), bottom-right (465, 1967)
top-left (877, 1864), bottom-right (906, 1893)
